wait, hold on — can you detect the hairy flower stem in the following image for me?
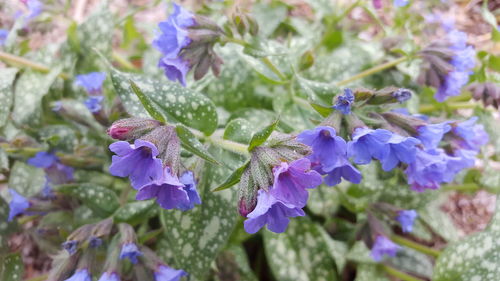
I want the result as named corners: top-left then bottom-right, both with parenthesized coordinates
top-left (0, 51), bottom-right (70, 80)
top-left (191, 129), bottom-right (250, 156)
top-left (442, 183), bottom-right (480, 192)
top-left (381, 265), bottom-right (425, 281)
top-left (390, 234), bottom-right (441, 258)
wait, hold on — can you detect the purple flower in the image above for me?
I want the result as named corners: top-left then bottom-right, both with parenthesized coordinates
top-left (84, 96), bottom-right (104, 113)
top-left (321, 158), bottom-right (362, 186)
top-left (154, 265), bottom-right (188, 281)
top-left (379, 134), bottom-right (420, 171)
top-left (347, 128), bottom-right (393, 164)
top-left (0, 29), bottom-right (8, 45)
top-left (8, 189), bottom-right (30, 221)
top-left (136, 167), bottom-right (190, 210)
top-left (25, 0), bottom-right (43, 20)
top-left (119, 243), bottom-right (142, 264)
top-left (45, 163), bottom-right (74, 185)
top-left (416, 122), bottom-right (451, 149)
top-left (109, 140), bottom-right (163, 190)
top-left (52, 101), bottom-right (63, 112)
top-left (89, 236), bottom-right (102, 248)
top-left (65, 269), bottom-right (91, 281)
top-left (393, 0), bottom-right (409, 7)
top-left (396, 210), bottom-right (418, 233)
top-left (442, 149), bottom-right (476, 182)
top-left (405, 149), bottom-right (447, 192)
top-left (434, 30), bottom-right (476, 101)
top-left (373, 0), bottom-right (382, 9)
top-left (371, 236), bottom-right (401, 262)
top-left (158, 57), bottom-right (191, 86)
top-left (297, 126), bottom-right (348, 172)
top-left (27, 151), bottom-right (58, 168)
top-left (452, 117), bottom-right (489, 151)
top-left (41, 179), bottom-right (55, 199)
top-left (75, 72), bottom-right (106, 94)
top-left (269, 158), bottom-right (322, 208)
top-left (392, 88), bottom-right (412, 103)
top-left (98, 272), bottom-right (120, 281)
top-left (153, 4), bottom-right (195, 86)
top-left (333, 88), bottom-right (355, 114)
top-left (244, 189), bottom-right (305, 234)
top-left (177, 171), bottom-right (201, 211)
top-left (62, 240), bottom-right (78, 255)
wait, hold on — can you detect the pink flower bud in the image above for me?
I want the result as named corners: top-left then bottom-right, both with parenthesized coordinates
top-left (107, 118), bottom-right (161, 140)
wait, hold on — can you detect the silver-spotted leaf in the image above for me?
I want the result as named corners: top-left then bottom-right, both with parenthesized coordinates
top-left (0, 68), bottom-right (18, 127)
top-left (8, 161), bottom-right (45, 197)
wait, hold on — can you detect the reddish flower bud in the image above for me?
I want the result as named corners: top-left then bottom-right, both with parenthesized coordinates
top-left (107, 118), bottom-right (161, 140)
top-left (238, 197), bottom-right (256, 218)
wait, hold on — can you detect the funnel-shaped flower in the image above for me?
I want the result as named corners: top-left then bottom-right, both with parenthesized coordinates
top-left (371, 236), bottom-right (401, 262)
top-left (109, 140), bottom-right (163, 189)
top-left (348, 128), bottom-right (392, 165)
top-left (177, 171), bottom-right (201, 211)
top-left (379, 134), bottom-right (420, 171)
top-left (297, 126), bottom-right (347, 172)
top-left (244, 190), bottom-right (305, 234)
top-left (120, 243), bottom-right (142, 264)
top-left (269, 158), bottom-right (322, 208)
top-left (65, 269), bottom-right (91, 281)
top-left (416, 122), bottom-right (451, 149)
top-left (321, 158), bottom-right (362, 186)
top-left (75, 72), bottom-right (106, 95)
top-left (8, 189), bottom-right (30, 221)
top-left (405, 149), bottom-right (448, 191)
top-left (396, 210), bottom-right (418, 233)
top-left (452, 117), bottom-right (489, 152)
top-left (98, 272), bottom-right (120, 281)
top-left (154, 265), bottom-right (188, 281)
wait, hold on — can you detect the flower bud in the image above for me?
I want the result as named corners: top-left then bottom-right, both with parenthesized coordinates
top-left (107, 118), bottom-right (162, 140)
top-left (238, 196), bottom-right (257, 217)
top-left (367, 87), bottom-right (412, 105)
top-left (381, 112), bottom-right (426, 135)
top-left (468, 82), bottom-right (500, 109)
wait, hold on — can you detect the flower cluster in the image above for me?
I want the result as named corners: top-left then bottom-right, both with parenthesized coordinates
top-left (108, 119), bottom-right (201, 211)
top-left (153, 4), bottom-right (223, 86)
top-left (418, 22), bottom-right (476, 102)
top-left (237, 133), bottom-right (322, 234)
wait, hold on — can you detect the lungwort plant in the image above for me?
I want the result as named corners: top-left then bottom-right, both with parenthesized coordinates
top-left (0, 0), bottom-right (499, 280)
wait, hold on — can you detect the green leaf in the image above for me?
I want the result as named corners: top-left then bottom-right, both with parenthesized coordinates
top-left (159, 146), bottom-right (241, 280)
top-left (308, 184), bottom-right (340, 217)
top-left (355, 264), bottom-right (390, 281)
top-left (264, 217), bottom-right (339, 281)
top-left (297, 77), bottom-right (340, 106)
top-left (111, 69), bottom-right (218, 135)
top-left (223, 118), bottom-right (253, 144)
top-left (38, 125), bottom-right (77, 153)
top-left (8, 161), bottom-right (45, 197)
top-left (113, 200), bottom-right (156, 225)
top-left (388, 247), bottom-right (433, 279)
top-left (247, 119), bottom-right (279, 151)
top-left (67, 21), bottom-right (80, 53)
top-left (12, 68), bottom-right (61, 126)
top-left (129, 80), bottom-right (166, 123)
top-left (78, 3), bottom-right (113, 55)
top-left (0, 198), bottom-right (17, 253)
top-left (175, 124), bottom-right (220, 165)
top-left (215, 245), bottom-right (258, 281)
top-left (212, 162), bottom-right (249, 192)
top-left (70, 183), bottom-right (119, 216)
top-left (488, 54), bottom-right (500, 72)
top-left (0, 253), bottom-right (24, 281)
top-left (0, 68), bottom-right (18, 128)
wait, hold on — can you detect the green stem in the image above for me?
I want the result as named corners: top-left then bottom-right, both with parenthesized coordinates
top-left (25, 274), bottom-right (49, 281)
top-left (261, 56), bottom-right (288, 81)
top-left (334, 0), bottom-right (362, 23)
top-left (0, 51), bottom-right (70, 80)
top-left (419, 102), bottom-right (477, 113)
top-left (335, 56), bottom-right (410, 86)
top-left (207, 136), bottom-right (249, 156)
top-left (112, 51), bottom-right (137, 71)
top-left (390, 234), bottom-right (441, 258)
top-left (223, 37), bottom-right (249, 47)
top-left (442, 183), bottom-right (480, 192)
top-left (381, 265), bottom-right (425, 281)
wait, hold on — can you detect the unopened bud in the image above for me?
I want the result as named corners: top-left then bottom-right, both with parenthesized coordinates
top-left (367, 87), bottom-right (412, 105)
top-left (238, 196), bottom-right (257, 217)
top-left (381, 112), bottom-right (426, 135)
top-left (107, 118), bottom-right (162, 140)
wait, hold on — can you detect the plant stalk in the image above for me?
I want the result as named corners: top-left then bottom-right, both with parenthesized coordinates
top-left (0, 51), bottom-right (70, 80)
top-left (335, 56), bottom-right (410, 86)
top-left (390, 234), bottom-right (441, 258)
top-left (381, 265), bottom-right (425, 281)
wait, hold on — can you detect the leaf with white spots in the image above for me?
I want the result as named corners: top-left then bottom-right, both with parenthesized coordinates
top-left (113, 200), bottom-right (156, 225)
top-left (70, 183), bottom-right (119, 217)
top-left (0, 68), bottom-right (18, 128)
top-left (12, 68), bottom-right (61, 126)
top-left (39, 125), bottom-right (77, 153)
top-left (0, 198), bottom-right (18, 253)
top-left (388, 247), bottom-right (433, 279)
top-left (296, 76), bottom-right (340, 107)
top-left (223, 118), bottom-right (253, 144)
top-left (8, 161), bottom-right (45, 197)
top-left (111, 69), bottom-right (218, 135)
top-left (0, 253), bottom-right (24, 281)
top-left (159, 146), bottom-right (242, 280)
top-left (175, 124), bottom-right (220, 165)
top-left (354, 264), bottom-right (390, 281)
top-left (215, 245), bottom-right (258, 281)
top-left (433, 200), bottom-right (500, 281)
top-left (264, 217), bottom-right (339, 281)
